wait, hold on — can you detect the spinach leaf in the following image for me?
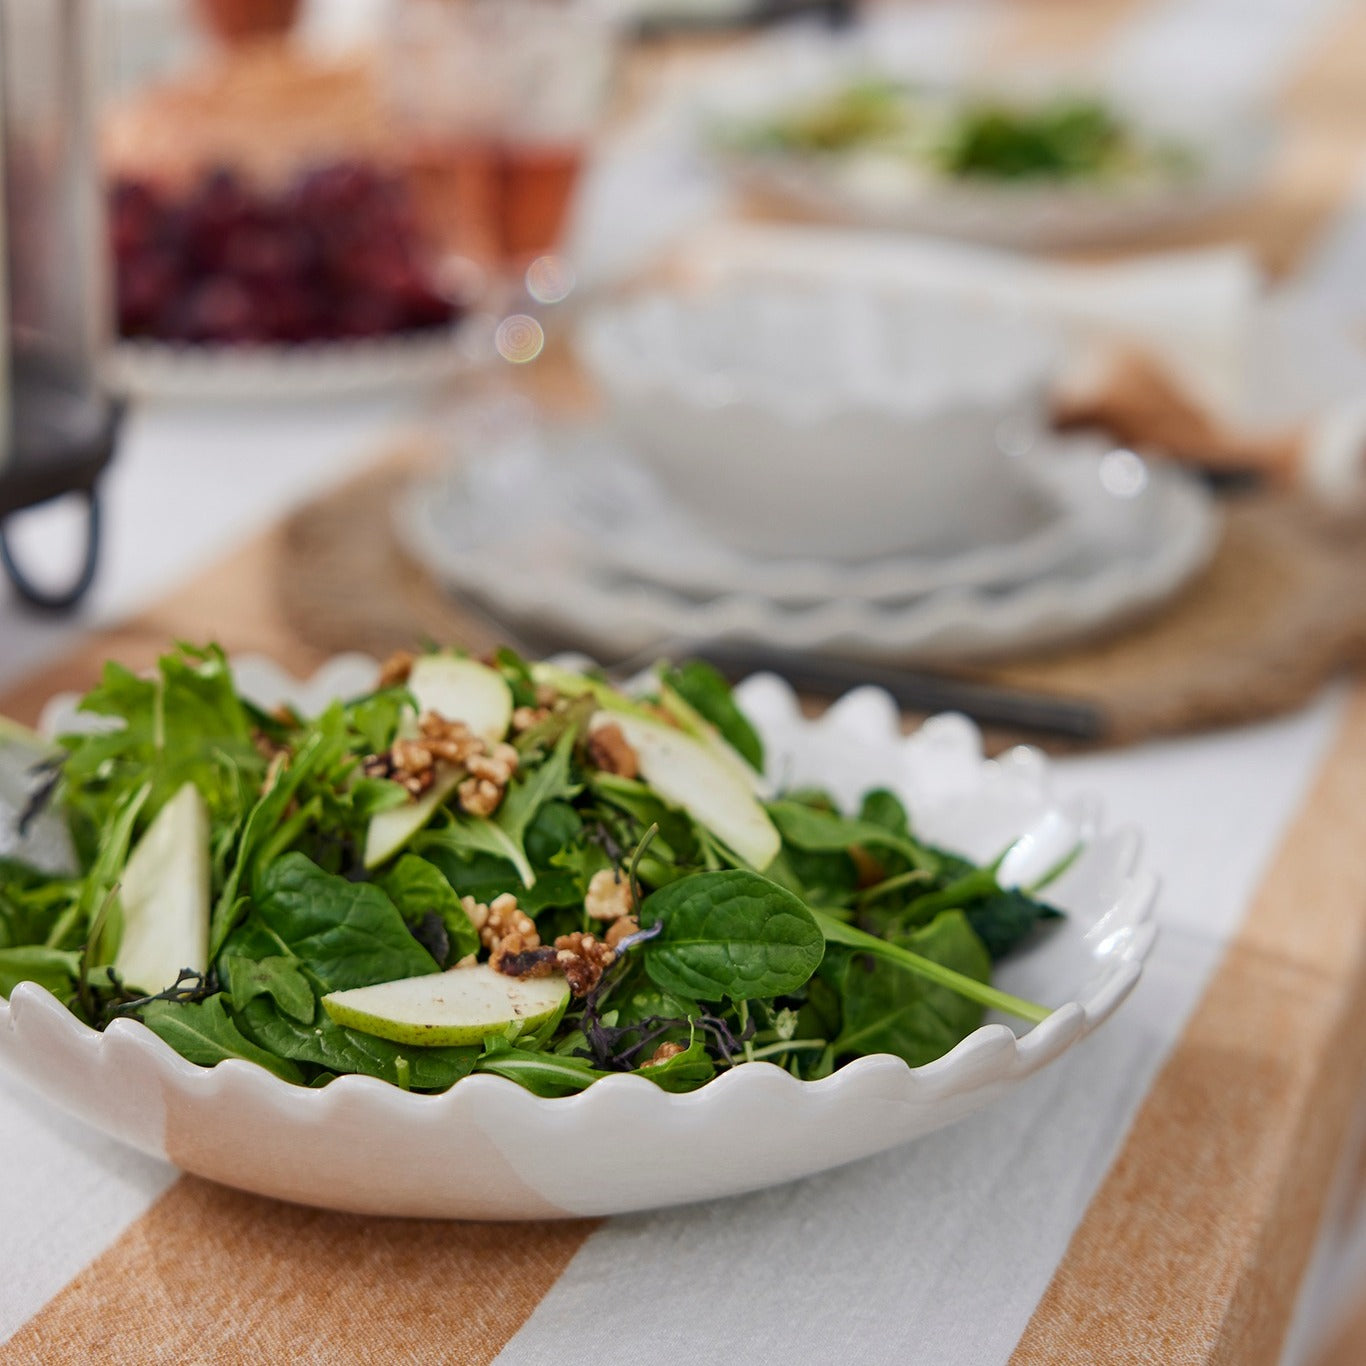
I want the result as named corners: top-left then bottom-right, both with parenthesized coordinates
top-left (379, 854), bottom-right (480, 964)
top-left (524, 801), bottom-right (583, 867)
top-left (662, 661), bottom-right (764, 771)
top-left (238, 998), bottom-right (476, 1091)
top-left (255, 853), bottom-right (438, 991)
top-left (640, 869), bottom-right (824, 1003)
top-left (636, 1037), bottom-right (716, 1092)
top-left (224, 954), bottom-right (316, 1024)
top-left (140, 995), bottom-right (303, 1083)
top-left (892, 848), bottom-right (1063, 959)
top-left (858, 789), bottom-right (910, 838)
top-left (767, 799), bottom-right (935, 873)
top-left (418, 845), bottom-right (583, 915)
top-left (834, 911), bottom-right (990, 1067)
top-left (0, 945), bottom-right (81, 998)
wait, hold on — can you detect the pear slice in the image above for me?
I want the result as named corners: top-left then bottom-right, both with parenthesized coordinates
top-left (594, 712), bottom-right (780, 871)
top-left (363, 768), bottom-right (462, 870)
top-left (656, 679), bottom-right (768, 797)
top-left (363, 655), bottom-right (514, 868)
top-left (114, 781), bottom-right (210, 996)
top-left (407, 654), bottom-right (512, 744)
top-left (322, 963), bottom-right (569, 1047)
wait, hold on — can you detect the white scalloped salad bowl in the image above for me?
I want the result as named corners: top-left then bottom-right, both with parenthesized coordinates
top-left (0, 654), bottom-right (1157, 1219)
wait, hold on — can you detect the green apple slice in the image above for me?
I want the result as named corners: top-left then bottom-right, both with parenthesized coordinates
top-left (594, 712), bottom-right (780, 871)
top-left (114, 781), bottom-right (210, 995)
top-left (363, 655), bottom-right (514, 868)
top-left (656, 678), bottom-right (767, 796)
top-left (322, 963), bottom-right (569, 1047)
top-left (363, 768), bottom-right (462, 870)
top-left (407, 654), bottom-right (512, 744)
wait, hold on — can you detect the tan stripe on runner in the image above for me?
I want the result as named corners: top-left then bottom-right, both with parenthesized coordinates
top-left (0, 1178), bottom-right (599, 1365)
top-left (1011, 683), bottom-right (1366, 1365)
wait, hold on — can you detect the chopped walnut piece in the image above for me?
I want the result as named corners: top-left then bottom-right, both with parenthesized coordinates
top-left (512, 704), bottom-right (551, 733)
top-left (361, 747), bottom-right (436, 797)
top-left (604, 916), bottom-right (640, 950)
top-left (417, 712), bottom-right (483, 766)
top-left (586, 722), bottom-right (638, 779)
top-left (553, 931), bottom-right (616, 996)
top-left (534, 682), bottom-right (560, 709)
top-left (457, 775), bottom-right (502, 817)
top-left (462, 892), bottom-right (538, 951)
top-left (456, 741), bottom-right (518, 816)
top-left (491, 933), bottom-right (558, 979)
top-left (642, 1041), bottom-right (686, 1068)
top-left (585, 868), bottom-right (634, 922)
top-left (377, 650), bottom-right (417, 688)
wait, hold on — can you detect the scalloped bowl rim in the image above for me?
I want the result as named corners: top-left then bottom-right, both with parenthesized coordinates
top-left (3, 657), bottom-right (1155, 1109)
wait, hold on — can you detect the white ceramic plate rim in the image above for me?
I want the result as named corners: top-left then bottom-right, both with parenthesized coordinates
top-left (395, 444), bottom-right (1219, 662)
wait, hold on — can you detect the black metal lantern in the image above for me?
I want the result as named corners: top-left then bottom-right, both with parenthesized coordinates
top-left (0, 0), bottom-right (119, 612)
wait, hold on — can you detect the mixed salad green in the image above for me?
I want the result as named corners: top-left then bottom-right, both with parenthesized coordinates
top-left (0, 644), bottom-right (1066, 1097)
top-left (725, 80), bottom-right (1196, 184)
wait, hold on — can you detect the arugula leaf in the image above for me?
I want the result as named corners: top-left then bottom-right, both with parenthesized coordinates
top-left (474, 1039), bottom-right (607, 1096)
top-left (640, 870), bottom-right (824, 1003)
top-left (834, 911), bottom-right (990, 1067)
top-left (0, 860), bottom-right (81, 949)
top-left (140, 995), bottom-right (303, 1083)
top-left (254, 853), bottom-right (438, 992)
top-left (767, 799), bottom-right (935, 873)
top-left (238, 998), bottom-right (476, 1091)
top-left (379, 854), bottom-right (480, 964)
top-left (60, 645), bottom-right (262, 860)
top-left (0, 945), bottom-right (81, 998)
top-left (225, 955), bottom-right (316, 1024)
top-left (661, 662), bottom-right (764, 772)
top-left (415, 728), bottom-right (581, 891)
top-left (208, 710), bottom-right (352, 956)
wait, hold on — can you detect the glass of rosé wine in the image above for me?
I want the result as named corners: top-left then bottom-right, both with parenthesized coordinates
top-left (382, 0), bottom-right (615, 349)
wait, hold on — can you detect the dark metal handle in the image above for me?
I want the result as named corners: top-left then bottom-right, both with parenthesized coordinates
top-left (0, 487), bottom-right (102, 613)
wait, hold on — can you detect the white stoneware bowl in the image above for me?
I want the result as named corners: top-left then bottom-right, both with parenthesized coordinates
top-left (578, 287), bottom-right (1061, 562)
top-left (0, 654), bottom-right (1156, 1219)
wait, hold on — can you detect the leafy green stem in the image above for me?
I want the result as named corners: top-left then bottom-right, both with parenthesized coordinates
top-left (810, 908), bottom-right (1051, 1025)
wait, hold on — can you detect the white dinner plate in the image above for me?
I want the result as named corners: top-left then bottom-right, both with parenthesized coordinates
top-left (106, 314), bottom-right (491, 402)
top-left (396, 438), bottom-right (1218, 664)
top-left (0, 654), bottom-right (1155, 1218)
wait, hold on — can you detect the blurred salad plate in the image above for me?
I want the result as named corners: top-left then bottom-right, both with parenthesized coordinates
top-left (699, 67), bottom-right (1270, 249)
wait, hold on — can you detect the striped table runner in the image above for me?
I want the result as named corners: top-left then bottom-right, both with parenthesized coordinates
top-left (5, 1), bottom-right (1366, 1361)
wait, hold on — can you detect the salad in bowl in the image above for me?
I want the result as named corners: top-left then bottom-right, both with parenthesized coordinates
top-left (0, 646), bottom-right (1153, 1216)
